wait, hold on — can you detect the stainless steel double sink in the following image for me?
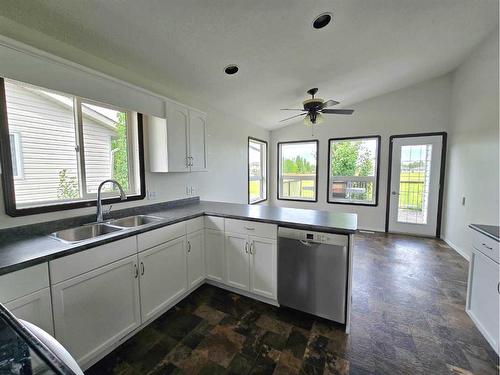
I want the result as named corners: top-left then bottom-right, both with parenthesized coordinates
top-left (51, 215), bottom-right (163, 243)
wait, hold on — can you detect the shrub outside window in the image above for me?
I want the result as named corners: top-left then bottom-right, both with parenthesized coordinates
top-left (328, 136), bottom-right (380, 205)
top-left (278, 140), bottom-right (318, 202)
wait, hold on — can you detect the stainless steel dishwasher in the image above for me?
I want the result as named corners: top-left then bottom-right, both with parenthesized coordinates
top-left (278, 227), bottom-right (348, 324)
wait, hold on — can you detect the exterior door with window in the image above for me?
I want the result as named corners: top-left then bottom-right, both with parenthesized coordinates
top-left (388, 134), bottom-right (444, 236)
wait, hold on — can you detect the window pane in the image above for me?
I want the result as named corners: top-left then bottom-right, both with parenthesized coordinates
top-left (9, 134), bottom-right (18, 177)
top-left (248, 138), bottom-right (267, 203)
top-left (329, 137), bottom-right (379, 204)
top-left (4, 79), bottom-right (81, 207)
top-left (397, 144), bottom-right (432, 224)
top-left (278, 141), bottom-right (317, 201)
top-left (81, 101), bottom-right (132, 195)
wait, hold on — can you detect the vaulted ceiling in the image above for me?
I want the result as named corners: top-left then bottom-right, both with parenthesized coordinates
top-left (1, 0), bottom-right (498, 129)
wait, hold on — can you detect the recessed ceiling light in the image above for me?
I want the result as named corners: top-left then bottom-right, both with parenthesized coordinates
top-left (312, 12), bottom-right (332, 29)
top-left (224, 65), bottom-right (239, 75)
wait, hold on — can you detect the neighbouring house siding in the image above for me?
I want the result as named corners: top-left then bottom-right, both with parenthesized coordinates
top-left (4, 81), bottom-right (116, 205)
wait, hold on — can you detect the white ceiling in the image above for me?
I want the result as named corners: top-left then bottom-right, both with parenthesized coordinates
top-left (1, 0), bottom-right (498, 130)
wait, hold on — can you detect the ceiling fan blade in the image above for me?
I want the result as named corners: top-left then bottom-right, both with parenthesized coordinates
top-left (321, 100), bottom-right (339, 108)
top-left (280, 108), bottom-right (306, 111)
top-left (279, 113), bottom-right (306, 122)
top-left (321, 109), bottom-right (354, 115)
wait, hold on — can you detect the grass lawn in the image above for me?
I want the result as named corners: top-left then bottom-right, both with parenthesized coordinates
top-left (398, 171), bottom-right (425, 210)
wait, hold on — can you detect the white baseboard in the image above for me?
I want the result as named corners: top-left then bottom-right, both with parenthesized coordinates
top-left (442, 237), bottom-right (471, 261)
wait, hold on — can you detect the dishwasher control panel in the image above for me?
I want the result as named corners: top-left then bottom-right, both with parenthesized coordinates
top-left (278, 227), bottom-right (348, 246)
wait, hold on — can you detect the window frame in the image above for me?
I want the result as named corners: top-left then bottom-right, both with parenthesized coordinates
top-left (9, 132), bottom-right (23, 179)
top-left (247, 136), bottom-right (268, 205)
top-left (277, 139), bottom-right (319, 202)
top-left (0, 77), bottom-right (146, 217)
top-left (327, 135), bottom-right (381, 206)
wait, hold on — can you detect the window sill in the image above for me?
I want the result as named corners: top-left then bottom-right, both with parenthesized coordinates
top-left (6, 193), bottom-right (145, 217)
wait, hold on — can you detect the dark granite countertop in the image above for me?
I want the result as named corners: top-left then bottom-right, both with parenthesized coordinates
top-left (0, 199), bottom-right (357, 275)
top-left (0, 303), bottom-right (74, 374)
top-left (469, 223), bottom-right (499, 242)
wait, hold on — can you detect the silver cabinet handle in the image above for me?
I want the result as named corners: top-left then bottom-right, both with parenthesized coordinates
top-left (482, 243), bottom-right (493, 250)
top-left (187, 241), bottom-right (191, 253)
top-left (245, 242), bottom-right (249, 254)
top-left (141, 262), bottom-right (145, 276)
top-left (134, 264), bottom-right (138, 278)
top-left (244, 226), bottom-right (255, 231)
top-left (497, 282), bottom-right (500, 295)
top-left (249, 241), bottom-right (254, 255)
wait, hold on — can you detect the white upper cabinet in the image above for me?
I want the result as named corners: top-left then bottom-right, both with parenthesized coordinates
top-left (188, 109), bottom-right (208, 171)
top-left (148, 101), bottom-right (207, 173)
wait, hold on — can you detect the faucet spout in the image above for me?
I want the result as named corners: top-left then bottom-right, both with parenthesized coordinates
top-left (96, 179), bottom-right (127, 223)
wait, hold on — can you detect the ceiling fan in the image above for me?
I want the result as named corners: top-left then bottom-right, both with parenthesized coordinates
top-left (280, 88), bottom-right (354, 126)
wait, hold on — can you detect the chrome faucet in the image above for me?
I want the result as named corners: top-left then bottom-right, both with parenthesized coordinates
top-left (96, 179), bottom-right (127, 223)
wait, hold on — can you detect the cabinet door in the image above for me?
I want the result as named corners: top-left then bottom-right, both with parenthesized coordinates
top-left (225, 233), bottom-right (250, 291)
top-left (249, 236), bottom-right (277, 299)
top-left (189, 110), bottom-right (207, 171)
top-left (187, 229), bottom-right (205, 288)
top-left (205, 229), bottom-right (225, 282)
top-left (5, 288), bottom-right (54, 336)
top-left (166, 101), bottom-right (189, 172)
top-left (51, 255), bottom-right (141, 367)
top-left (139, 237), bottom-right (188, 322)
top-left (468, 249), bottom-right (499, 353)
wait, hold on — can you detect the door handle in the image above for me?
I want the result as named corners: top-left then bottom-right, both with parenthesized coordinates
top-left (134, 264), bottom-right (138, 278)
top-left (141, 262), bottom-right (145, 276)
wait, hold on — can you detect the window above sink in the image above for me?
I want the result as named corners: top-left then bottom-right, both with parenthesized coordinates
top-left (0, 78), bottom-right (146, 217)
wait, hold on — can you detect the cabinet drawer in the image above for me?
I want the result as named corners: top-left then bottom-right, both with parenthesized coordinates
top-left (186, 216), bottom-right (204, 234)
top-left (50, 237), bottom-right (137, 284)
top-left (138, 221), bottom-right (186, 252)
top-left (225, 219), bottom-right (277, 239)
top-left (205, 216), bottom-right (224, 231)
top-left (472, 230), bottom-right (499, 263)
top-left (0, 263), bottom-right (49, 303)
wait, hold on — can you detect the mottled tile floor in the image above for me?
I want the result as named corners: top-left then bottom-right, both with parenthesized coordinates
top-left (86, 232), bottom-right (499, 374)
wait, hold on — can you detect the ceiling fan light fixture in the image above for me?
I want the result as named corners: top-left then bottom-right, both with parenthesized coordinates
top-left (312, 12), bottom-right (333, 29)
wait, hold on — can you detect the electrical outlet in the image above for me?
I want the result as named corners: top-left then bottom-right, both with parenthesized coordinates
top-left (147, 190), bottom-right (157, 199)
top-left (190, 186), bottom-right (195, 195)
top-left (186, 186), bottom-right (191, 196)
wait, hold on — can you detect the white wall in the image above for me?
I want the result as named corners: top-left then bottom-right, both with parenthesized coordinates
top-left (442, 30), bottom-right (499, 259)
top-left (269, 75), bottom-right (452, 232)
top-left (0, 35), bottom-right (268, 229)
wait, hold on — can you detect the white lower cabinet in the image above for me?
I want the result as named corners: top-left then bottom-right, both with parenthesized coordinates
top-left (4, 288), bottom-right (54, 335)
top-left (224, 232), bottom-right (277, 299)
top-left (467, 248), bottom-right (499, 354)
top-left (0, 263), bottom-right (53, 335)
top-left (187, 229), bottom-right (205, 288)
top-left (249, 236), bottom-right (277, 299)
top-left (138, 236), bottom-right (188, 322)
top-left (225, 232), bottom-right (251, 290)
top-left (51, 255), bottom-right (141, 367)
top-left (205, 228), bottom-right (225, 282)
